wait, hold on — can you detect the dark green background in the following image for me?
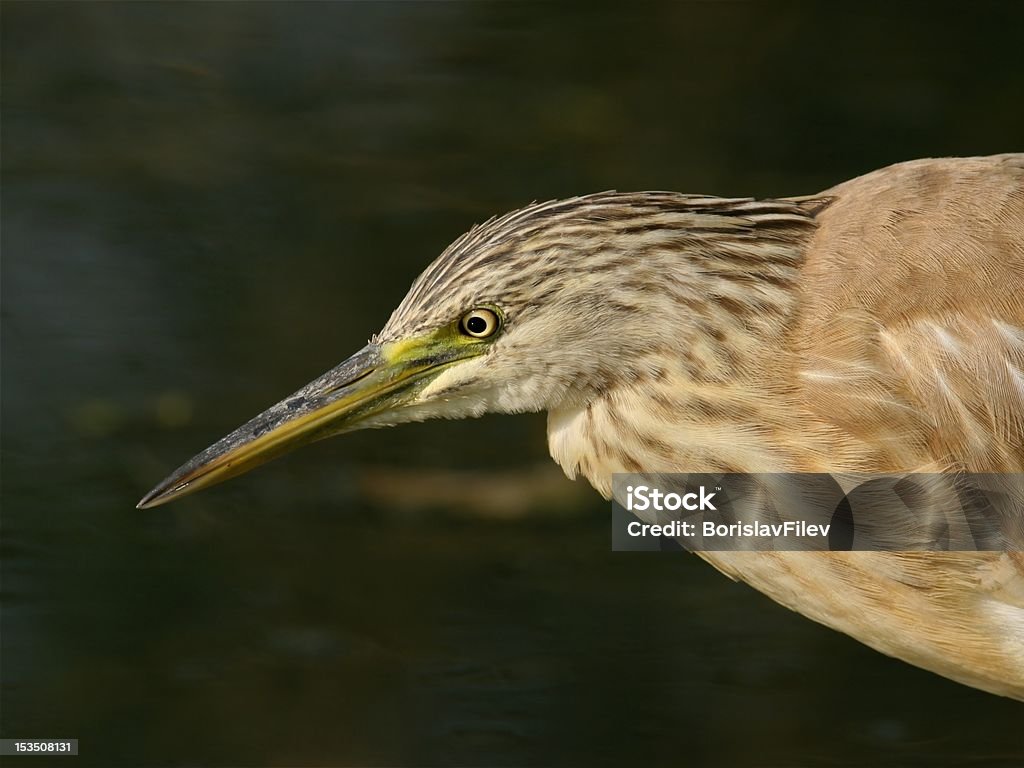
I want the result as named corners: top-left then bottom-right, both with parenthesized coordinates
top-left (3, 2), bottom-right (1022, 766)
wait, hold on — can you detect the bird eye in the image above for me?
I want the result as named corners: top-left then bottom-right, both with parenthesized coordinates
top-left (459, 308), bottom-right (501, 339)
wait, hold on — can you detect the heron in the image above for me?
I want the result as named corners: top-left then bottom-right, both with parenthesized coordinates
top-left (139, 154), bottom-right (1024, 701)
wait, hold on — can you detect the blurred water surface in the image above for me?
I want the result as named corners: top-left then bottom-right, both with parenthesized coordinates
top-left (3, 3), bottom-right (1023, 766)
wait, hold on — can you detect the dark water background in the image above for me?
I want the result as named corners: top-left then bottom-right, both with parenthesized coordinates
top-left (2, 3), bottom-right (1023, 766)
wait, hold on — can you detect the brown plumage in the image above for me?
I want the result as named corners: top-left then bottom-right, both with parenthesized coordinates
top-left (545, 156), bottom-right (1024, 700)
top-left (140, 154), bottom-right (1024, 700)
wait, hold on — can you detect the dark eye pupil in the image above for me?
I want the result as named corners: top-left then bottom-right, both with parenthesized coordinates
top-left (466, 316), bottom-right (488, 334)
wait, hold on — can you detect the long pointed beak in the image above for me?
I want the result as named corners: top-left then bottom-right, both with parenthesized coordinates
top-left (137, 341), bottom-right (441, 509)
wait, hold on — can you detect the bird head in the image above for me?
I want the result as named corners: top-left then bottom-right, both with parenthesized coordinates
top-left (137, 192), bottom-right (814, 508)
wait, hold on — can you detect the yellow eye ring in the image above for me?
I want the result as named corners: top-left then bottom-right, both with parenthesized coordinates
top-left (459, 307), bottom-right (501, 339)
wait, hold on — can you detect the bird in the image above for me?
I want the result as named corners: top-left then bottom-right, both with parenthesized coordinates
top-left (138, 154), bottom-right (1024, 701)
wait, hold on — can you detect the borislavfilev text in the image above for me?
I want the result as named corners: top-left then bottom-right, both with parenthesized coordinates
top-left (610, 473), bottom-right (1022, 552)
top-left (625, 484), bottom-right (831, 539)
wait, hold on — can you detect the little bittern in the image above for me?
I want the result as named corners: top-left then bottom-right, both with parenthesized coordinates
top-left (140, 154), bottom-right (1024, 701)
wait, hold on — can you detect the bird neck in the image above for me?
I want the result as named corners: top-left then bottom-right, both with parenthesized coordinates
top-left (547, 213), bottom-right (834, 496)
